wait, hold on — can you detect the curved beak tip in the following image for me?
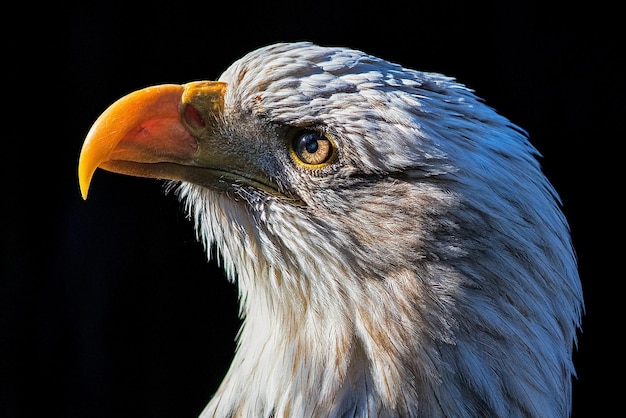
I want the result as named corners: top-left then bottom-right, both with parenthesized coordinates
top-left (79, 173), bottom-right (91, 200)
top-left (78, 127), bottom-right (105, 200)
top-left (78, 154), bottom-right (96, 200)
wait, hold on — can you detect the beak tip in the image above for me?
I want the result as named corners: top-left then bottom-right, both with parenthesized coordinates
top-left (78, 165), bottom-right (93, 200)
top-left (79, 183), bottom-right (89, 200)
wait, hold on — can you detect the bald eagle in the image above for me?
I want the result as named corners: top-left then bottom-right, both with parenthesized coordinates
top-left (78, 42), bottom-right (583, 417)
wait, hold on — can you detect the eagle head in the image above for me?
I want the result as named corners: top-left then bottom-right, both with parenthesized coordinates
top-left (78, 42), bottom-right (583, 417)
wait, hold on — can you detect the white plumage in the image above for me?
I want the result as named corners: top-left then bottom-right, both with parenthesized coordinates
top-left (79, 42), bottom-right (583, 417)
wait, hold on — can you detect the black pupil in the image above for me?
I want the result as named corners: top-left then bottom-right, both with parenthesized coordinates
top-left (304, 134), bottom-right (319, 153)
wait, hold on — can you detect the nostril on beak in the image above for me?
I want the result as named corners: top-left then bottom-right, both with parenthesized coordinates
top-left (182, 103), bottom-right (206, 129)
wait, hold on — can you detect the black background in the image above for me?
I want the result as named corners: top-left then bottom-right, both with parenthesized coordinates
top-left (2, 1), bottom-right (620, 417)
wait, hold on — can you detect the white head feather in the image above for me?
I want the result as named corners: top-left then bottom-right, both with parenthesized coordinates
top-left (171, 42), bottom-right (583, 418)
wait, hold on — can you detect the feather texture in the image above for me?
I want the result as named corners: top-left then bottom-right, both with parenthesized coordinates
top-left (161, 43), bottom-right (584, 417)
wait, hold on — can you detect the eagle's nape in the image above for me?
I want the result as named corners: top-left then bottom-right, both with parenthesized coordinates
top-left (78, 42), bottom-right (583, 417)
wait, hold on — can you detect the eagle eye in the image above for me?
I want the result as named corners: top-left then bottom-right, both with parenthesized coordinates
top-left (291, 131), bottom-right (335, 167)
